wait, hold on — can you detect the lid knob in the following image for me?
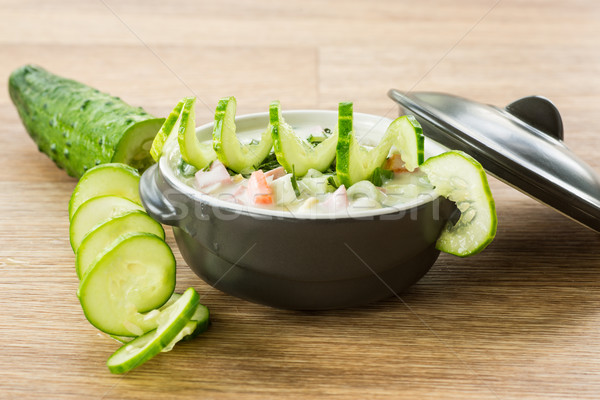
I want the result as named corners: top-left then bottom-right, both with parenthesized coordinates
top-left (505, 96), bottom-right (564, 141)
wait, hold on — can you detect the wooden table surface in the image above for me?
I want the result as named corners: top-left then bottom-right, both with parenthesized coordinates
top-left (2, 1), bottom-right (600, 399)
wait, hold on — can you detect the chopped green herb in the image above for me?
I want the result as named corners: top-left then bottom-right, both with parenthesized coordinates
top-left (226, 167), bottom-right (245, 177)
top-left (306, 127), bottom-right (332, 147)
top-left (322, 157), bottom-right (337, 175)
top-left (291, 166), bottom-right (301, 198)
top-left (255, 152), bottom-right (281, 172)
top-left (248, 138), bottom-right (260, 146)
top-left (179, 160), bottom-right (200, 177)
top-left (368, 167), bottom-right (394, 187)
top-left (307, 135), bottom-right (325, 147)
top-left (327, 175), bottom-right (339, 189)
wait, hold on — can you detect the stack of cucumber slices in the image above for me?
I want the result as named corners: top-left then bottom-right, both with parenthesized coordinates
top-left (152, 96), bottom-right (497, 257)
top-left (68, 163), bottom-right (209, 373)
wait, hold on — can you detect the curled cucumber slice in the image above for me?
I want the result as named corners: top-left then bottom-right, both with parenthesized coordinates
top-left (178, 97), bottom-right (217, 170)
top-left (388, 115), bottom-right (424, 172)
top-left (420, 150), bottom-right (497, 257)
top-left (213, 96), bottom-right (273, 174)
top-left (336, 102), bottom-right (424, 187)
top-left (107, 287), bottom-right (200, 374)
top-left (270, 100), bottom-right (337, 176)
top-left (150, 98), bottom-right (184, 162)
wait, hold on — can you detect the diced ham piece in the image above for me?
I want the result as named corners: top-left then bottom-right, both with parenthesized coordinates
top-left (384, 153), bottom-right (409, 173)
top-left (322, 185), bottom-right (348, 213)
top-left (264, 166), bottom-right (286, 181)
top-left (247, 170), bottom-right (273, 205)
top-left (194, 160), bottom-right (232, 191)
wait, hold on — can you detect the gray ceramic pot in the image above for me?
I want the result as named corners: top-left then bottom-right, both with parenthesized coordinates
top-left (139, 110), bottom-right (456, 310)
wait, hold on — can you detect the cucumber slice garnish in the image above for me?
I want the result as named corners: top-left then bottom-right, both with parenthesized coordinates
top-left (78, 232), bottom-right (176, 336)
top-left (270, 100), bottom-right (338, 176)
top-left (68, 163), bottom-right (141, 221)
top-left (107, 287), bottom-right (200, 374)
top-left (150, 99), bottom-right (184, 162)
top-left (336, 102), bottom-right (425, 187)
top-left (178, 97), bottom-right (217, 170)
top-left (213, 96), bottom-right (273, 174)
top-left (75, 210), bottom-right (165, 279)
top-left (336, 102), bottom-right (389, 187)
top-left (420, 150), bottom-right (497, 257)
top-left (69, 195), bottom-right (144, 252)
top-left (388, 115), bottom-right (424, 172)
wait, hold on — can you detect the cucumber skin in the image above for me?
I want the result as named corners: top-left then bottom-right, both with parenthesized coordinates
top-left (9, 65), bottom-right (162, 178)
top-left (335, 102), bottom-right (354, 187)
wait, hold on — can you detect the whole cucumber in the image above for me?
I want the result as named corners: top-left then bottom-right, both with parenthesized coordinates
top-left (8, 65), bottom-right (164, 178)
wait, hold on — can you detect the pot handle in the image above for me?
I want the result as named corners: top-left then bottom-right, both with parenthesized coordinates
top-left (139, 164), bottom-right (183, 226)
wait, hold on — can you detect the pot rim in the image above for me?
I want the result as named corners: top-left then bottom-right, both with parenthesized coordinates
top-left (158, 109), bottom-right (447, 221)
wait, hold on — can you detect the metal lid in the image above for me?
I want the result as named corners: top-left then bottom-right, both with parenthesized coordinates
top-left (388, 89), bottom-right (600, 232)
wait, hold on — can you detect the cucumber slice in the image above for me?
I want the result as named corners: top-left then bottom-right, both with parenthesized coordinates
top-left (178, 97), bottom-right (216, 170)
top-left (108, 294), bottom-right (208, 345)
top-left (79, 232), bottom-right (176, 336)
top-left (108, 292), bottom-right (184, 344)
top-left (388, 115), bottom-right (424, 172)
top-left (420, 150), bottom-right (497, 257)
top-left (336, 103), bottom-right (425, 187)
top-left (75, 210), bottom-right (165, 279)
top-left (270, 100), bottom-right (338, 177)
top-left (69, 195), bottom-right (145, 252)
top-left (150, 99), bottom-right (184, 162)
top-left (161, 302), bottom-right (210, 351)
top-left (336, 102), bottom-right (390, 187)
top-left (213, 96), bottom-right (273, 174)
top-left (181, 302), bottom-right (210, 341)
top-left (106, 287), bottom-right (199, 374)
top-left (112, 119), bottom-right (166, 172)
top-left (68, 163), bottom-right (141, 221)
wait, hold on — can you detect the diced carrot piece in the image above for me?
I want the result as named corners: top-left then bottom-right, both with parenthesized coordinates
top-left (248, 170), bottom-right (273, 205)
